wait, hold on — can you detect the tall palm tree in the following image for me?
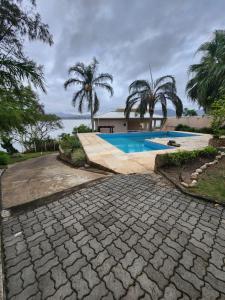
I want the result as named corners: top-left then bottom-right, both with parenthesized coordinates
top-left (64, 58), bottom-right (113, 131)
top-left (186, 30), bottom-right (225, 112)
top-left (125, 71), bottom-right (183, 130)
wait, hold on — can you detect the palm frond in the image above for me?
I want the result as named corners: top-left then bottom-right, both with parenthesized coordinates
top-left (93, 73), bottom-right (113, 83)
top-left (154, 75), bottom-right (175, 88)
top-left (94, 82), bottom-right (114, 96)
top-left (64, 78), bottom-right (83, 90)
top-left (129, 80), bottom-right (150, 93)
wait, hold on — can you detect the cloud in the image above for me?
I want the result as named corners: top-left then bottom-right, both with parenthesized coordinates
top-left (24, 0), bottom-right (225, 113)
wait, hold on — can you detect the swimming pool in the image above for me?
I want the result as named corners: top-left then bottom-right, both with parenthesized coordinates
top-left (98, 131), bottom-right (197, 153)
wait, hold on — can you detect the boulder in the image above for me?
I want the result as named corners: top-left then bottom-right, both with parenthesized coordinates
top-left (191, 173), bottom-right (198, 180)
top-left (196, 168), bottom-right (203, 174)
top-left (181, 182), bottom-right (189, 188)
top-left (190, 180), bottom-right (197, 187)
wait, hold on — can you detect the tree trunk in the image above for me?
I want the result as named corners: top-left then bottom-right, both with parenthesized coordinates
top-left (90, 92), bottom-right (94, 132)
top-left (149, 111), bottom-right (154, 131)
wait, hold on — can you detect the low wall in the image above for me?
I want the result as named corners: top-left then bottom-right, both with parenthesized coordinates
top-left (163, 116), bottom-right (212, 130)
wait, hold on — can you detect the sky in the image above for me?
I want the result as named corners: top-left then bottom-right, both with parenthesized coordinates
top-left (24, 0), bottom-right (225, 115)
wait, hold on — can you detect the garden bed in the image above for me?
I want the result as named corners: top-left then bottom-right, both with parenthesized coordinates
top-left (156, 147), bottom-right (225, 204)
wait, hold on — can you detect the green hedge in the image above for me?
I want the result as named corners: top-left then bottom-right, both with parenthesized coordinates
top-left (175, 124), bottom-right (213, 134)
top-left (162, 146), bottom-right (218, 167)
top-left (0, 151), bottom-right (9, 165)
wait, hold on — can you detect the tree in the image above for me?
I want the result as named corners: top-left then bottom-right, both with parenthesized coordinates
top-left (0, 85), bottom-right (44, 134)
top-left (0, 0), bottom-right (53, 92)
top-left (125, 72), bottom-right (183, 130)
top-left (183, 108), bottom-right (198, 116)
top-left (64, 58), bottom-right (113, 131)
top-left (13, 114), bottom-right (62, 151)
top-left (186, 30), bottom-right (225, 112)
top-left (210, 98), bottom-right (225, 138)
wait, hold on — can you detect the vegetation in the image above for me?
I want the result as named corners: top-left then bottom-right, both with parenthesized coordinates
top-left (162, 146), bottom-right (218, 167)
top-left (71, 148), bottom-right (86, 167)
top-left (8, 152), bottom-right (54, 164)
top-left (0, 86), bottom-right (44, 134)
top-left (175, 124), bottom-right (213, 134)
top-left (190, 162), bottom-right (225, 203)
top-left (59, 134), bottom-right (86, 167)
top-left (183, 108), bottom-right (198, 116)
top-left (186, 30), bottom-right (225, 112)
top-left (72, 124), bottom-right (92, 134)
top-left (12, 114), bottom-right (62, 152)
top-left (64, 58), bottom-right (113, 132)
top-left (0, 0), bottom-right (53, 93)
top-left (0, 151), bottom-right (9, 165)
top-left (0, 0), bottom-right (53, 151)
top-left (125, 71), bottom-right (183, 131)
top-left (210, 98), bottom-right (225, 138)
top-left (59, 134), bottom-right (81, 151)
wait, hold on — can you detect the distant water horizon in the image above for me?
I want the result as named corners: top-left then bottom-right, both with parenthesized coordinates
top-left (0, 119), bottom-right (92, 153)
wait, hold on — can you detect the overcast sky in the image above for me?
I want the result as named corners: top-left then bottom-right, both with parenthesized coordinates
top-left (24, 0), bottom-right (225, 114)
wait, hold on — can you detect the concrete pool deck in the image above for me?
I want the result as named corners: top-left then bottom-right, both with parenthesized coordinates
top-left (78, 132), bottom-right (212, 174)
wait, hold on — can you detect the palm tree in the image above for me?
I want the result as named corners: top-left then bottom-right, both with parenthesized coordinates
top-left (125, 71), bottom-right (183, 130)
top-left (186, 30), bottom-right (225, 112)
top-left (64, 58), bottom-right (113, 131)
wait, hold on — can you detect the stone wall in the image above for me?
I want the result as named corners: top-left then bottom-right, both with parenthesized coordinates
top-left (162, 116), bottom-right (212, 130)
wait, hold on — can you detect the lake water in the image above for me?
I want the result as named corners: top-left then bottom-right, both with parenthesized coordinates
top-left (0, 119), bottom-right (92, 152)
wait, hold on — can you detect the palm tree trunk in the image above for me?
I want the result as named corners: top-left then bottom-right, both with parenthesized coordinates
top-left (149, 110), bottom-right (154, 131)
top-left (90, 92), bottom-right (94, 132)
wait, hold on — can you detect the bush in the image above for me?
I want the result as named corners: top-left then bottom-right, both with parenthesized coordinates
top-left (24, 138), bottom-right (59, 153)
top-left (163, 146), bottom-right (218, 167)
top-left (72, 124), bottom-right (92, 134)
top-left (175, 124), bottom-right (213, 134)
top-left (60, 134), bottom-right (81, 151)
top-left (0, 151), bottom-right (9, 165)
top-left (71, 148), bottom-right (86, 167)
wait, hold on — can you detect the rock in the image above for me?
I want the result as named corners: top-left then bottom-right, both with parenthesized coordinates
top-left (220, 152), bottom-right (225, 156)
top-left (200, 165), bottom-right (207, 170)
top-left (191, 173), bottom-right (198, 180)
top-left (214, 159), bottom-right (218, 163)
top-left (181, 182), bottom-right (189, 187)
top-left (190, 180), bottom-right (197, 187)
top-left (1, 209), bottom-right (11, 218)
top-left (196, 168), bottom-right (203, 174)
top-left (84, 163), bottom-right (90, 168)
top-left (208, 162), bottom-right (214, 165)
top-left (216, 155), bottom-right (222, 159)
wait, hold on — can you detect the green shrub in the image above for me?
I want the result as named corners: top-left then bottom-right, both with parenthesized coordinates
top-left (72, 124), bottom-right (92, 134)
top-left (0, 151), bottom-right (9, 165)
top-left (60, 134), bottom-right (80, 151)
top-left (71, 148), bottom-right (86, 167)
top-left (163, 146), bottom-right (218, 167)
top-left (175, 124), bottom-right (213, 134)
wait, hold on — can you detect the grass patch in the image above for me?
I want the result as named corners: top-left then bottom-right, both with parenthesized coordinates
top-left (8, 151), bottom-right (55, 164)
top-left (190, 163), bottom-right (225, 203)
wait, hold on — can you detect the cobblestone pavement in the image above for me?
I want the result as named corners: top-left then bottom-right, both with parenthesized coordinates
top-left (2, 174), bottom-right (225, 300)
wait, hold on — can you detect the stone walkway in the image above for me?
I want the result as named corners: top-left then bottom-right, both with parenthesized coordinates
top-left (2, 174), bottom-right (225, 299)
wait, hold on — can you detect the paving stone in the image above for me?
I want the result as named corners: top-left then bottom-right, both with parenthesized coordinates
top-left (2, 174), bottom-right (225, 299)
top-left (137, 273), bottom-right (162, 300)
top-left (162, 283), bottom-right (182, 300)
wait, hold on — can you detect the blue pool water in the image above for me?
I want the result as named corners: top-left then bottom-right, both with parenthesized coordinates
top-left (98, 131), bottom-right (197, 153)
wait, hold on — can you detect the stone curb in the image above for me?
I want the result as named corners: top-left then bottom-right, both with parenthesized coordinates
top-left (0, 169), bottom-right (6, 300)
top-left (158, 169), bottom-right (225, 207)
